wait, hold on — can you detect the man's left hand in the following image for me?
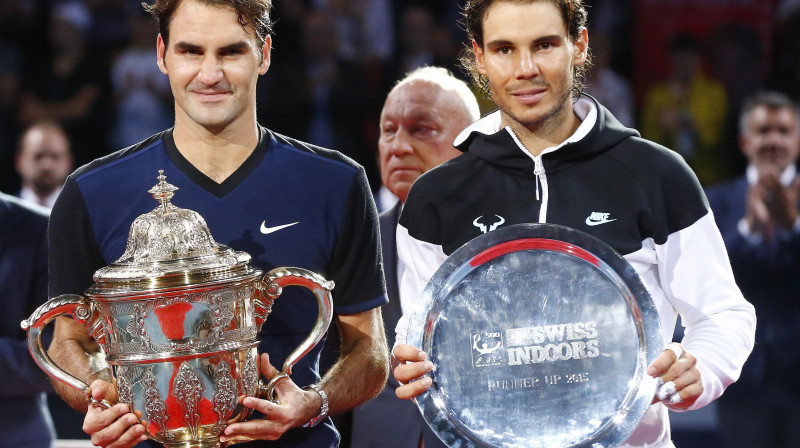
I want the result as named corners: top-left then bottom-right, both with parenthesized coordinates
top-left (220, 353), bottom-right (322, 445)
top-left (646, 342), bottom-right (703, 410)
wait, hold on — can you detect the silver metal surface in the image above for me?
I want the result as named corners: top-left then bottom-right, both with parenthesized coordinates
top-left (22, 171), bottom-right (335, 447)
top-left (90, 170), bottom-right (254, 290)
top-left (407, 223), bottom-right (662, 448)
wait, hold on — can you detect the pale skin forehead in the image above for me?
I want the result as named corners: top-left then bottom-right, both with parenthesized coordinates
top-left (21, 126), bottom-right (69, 153)
top-left (382, 81), bottom-right (470, 125)
top-left (746, 106), bottom-right (799, 132)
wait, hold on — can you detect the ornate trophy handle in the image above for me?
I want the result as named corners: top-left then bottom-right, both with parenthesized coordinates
top-left (20, 294), bottom-right (105, 397)
top-left (255, 267), bottom-right (334, 402)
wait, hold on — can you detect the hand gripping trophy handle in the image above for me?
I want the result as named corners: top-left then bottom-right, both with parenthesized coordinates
top-left (21, 294), bottom-right (107, 401)
top-left (256, 267), bottom-right (334, 403)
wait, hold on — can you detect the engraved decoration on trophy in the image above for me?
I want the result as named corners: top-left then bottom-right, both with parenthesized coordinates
top-left (22, 171), bottom-right (335, 448)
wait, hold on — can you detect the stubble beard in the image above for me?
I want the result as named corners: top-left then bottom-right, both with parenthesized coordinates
top-left (495, 71), bottom-right (575, 143)
top-left (512, 82), bottom-right (573, 137)
top-left (32, 177), bottom-right (59, 196)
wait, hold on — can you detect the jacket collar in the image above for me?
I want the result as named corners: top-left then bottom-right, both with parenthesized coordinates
top-left (453, 94), bottom-right (639, 173)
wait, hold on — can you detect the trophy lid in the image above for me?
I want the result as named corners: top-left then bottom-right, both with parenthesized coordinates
top-left (90, 170), bottom-right (257, 293)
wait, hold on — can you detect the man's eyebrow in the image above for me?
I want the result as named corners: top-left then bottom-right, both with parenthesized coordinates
top-left (172, 41), bottom-right (251, 53)
top-left (485, 35), bottom-right (565, 48)
top-left (532, 34), bottom-right (565, 44)
top-left (173, 41), bottom-right (203, 52)
top-left (219, 41), bottom-right (250, 53)
top-left (485, 39), bottom-right (514, 49)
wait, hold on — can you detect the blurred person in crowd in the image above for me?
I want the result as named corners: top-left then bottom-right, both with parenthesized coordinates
top-left (709, 24), bottom-right (762, 124)
top-left (45, 1), bottom-right (389, 447)
top-left (584, 31), bottom-right (634, 127)
top-left (350, 66), bottom-right (479, 448)
top-left (311, 0), bottom-right (395, 154)
top-left (0, 191), bottom-right (56, 448)
top-left (84, 0), bottom-right (131, 58)
top-left (769, 1), bottom-right (800, 99)
top-left (110, 11), bottom-right (172, 147)
top-left (641, 33), bottom-right (729, 186)
top-left (255, 0), bottom-right (310, 141)
top-left (301, 11), bottom-right (378, 187)
top-left (705, 91), bottom-right (800, 447)
top-left (258, 8), bottom-right (379, 187)
top-left (0, 42), bottom-right (24, 194)
top-left (396, 6), bottom-right (437, 77)
top-left (17, 2), bottom-right (112, 167)
top-left (312, 0), bottom-right (394, 64)
top-left (14, 121), bottom-right (73, 209)
top-left (706, 24), bottom-right (764, 182)
top-left (392, 1), bottom-right (755, 447)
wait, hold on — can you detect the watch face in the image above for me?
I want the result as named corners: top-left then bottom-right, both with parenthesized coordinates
top-left (407, 223), bottom-right (662, 448)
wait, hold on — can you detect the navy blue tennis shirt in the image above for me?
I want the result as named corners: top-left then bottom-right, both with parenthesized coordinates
top-left (48, 127), bottom-right (387, 447)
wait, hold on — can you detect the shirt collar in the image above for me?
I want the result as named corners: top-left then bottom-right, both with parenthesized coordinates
top-left (453, 97), bottom-right (598, 150)
top-left (745, 164), bottom-right (797, 186)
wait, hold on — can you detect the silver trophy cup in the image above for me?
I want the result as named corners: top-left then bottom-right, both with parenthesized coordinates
top-left (22, 171), bottom-right (334, 448)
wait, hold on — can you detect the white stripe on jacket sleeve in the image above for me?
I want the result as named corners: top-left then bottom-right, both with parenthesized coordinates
top-left (393, 223), bottom-right (447, 348)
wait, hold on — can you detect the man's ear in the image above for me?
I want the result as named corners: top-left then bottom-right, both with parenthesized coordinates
top-left (473, 39), bottom-right (487, 76)
top-left (259, 36), bottom-right (272, 75)
top-left (157, 34), bottom-right (168, 75)
top-left (573, 27), bottom-right (589, 66)
top-left (738, 134), bottom-right (751, 159)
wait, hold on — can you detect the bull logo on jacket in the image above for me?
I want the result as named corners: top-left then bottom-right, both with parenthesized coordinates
top-left (473, 215), bottom-right (505, 234)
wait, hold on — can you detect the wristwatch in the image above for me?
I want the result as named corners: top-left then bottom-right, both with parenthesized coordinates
top-left (302, 384), bottom-right (329, 428)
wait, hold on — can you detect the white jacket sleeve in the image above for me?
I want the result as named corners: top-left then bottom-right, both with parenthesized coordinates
top-left (655, 212), bottom-right (756, 411)
top-left (394, 223), bottom-right (448, 348)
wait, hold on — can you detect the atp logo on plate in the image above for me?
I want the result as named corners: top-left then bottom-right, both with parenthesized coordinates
top-left (471, 331), bottom-right (505, 368)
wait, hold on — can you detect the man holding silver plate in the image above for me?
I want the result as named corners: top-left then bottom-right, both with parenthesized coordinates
top-left (392, 0), bottom-right (756, 447)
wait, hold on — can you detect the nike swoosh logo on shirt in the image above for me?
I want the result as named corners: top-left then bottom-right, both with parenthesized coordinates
top-left (585, 217), bottom-right (617, 226)
top-left (260, 221), bottom-right (299, 235)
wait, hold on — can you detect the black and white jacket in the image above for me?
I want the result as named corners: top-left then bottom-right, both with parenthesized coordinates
top-left (395, 96), bottom-right (755, 447)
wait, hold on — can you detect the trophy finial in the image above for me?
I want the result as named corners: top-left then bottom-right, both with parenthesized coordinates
top-left (148, 169), bottom-right (179, 210)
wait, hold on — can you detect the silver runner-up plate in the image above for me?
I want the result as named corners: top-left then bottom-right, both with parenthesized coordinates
top-left (406, 223), bottom-right (662, 448)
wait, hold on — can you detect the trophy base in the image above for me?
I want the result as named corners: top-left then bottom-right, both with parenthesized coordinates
top-left (160, 442), bottom-right (221, 448)
top-left (148, 422), bottom-right (228, 448)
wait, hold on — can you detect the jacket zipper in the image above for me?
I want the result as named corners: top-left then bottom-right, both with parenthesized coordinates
top-left (533, 156), bottom-right (544, 201)
top-left (532, 155), bottom-right (548, 223)
top-left (506, 127), bottom-right (549, 223)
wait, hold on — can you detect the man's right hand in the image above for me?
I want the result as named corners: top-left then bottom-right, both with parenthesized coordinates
top-left (84, 379), bottom-right (147, 448)
top-left (392, 344), bottom-right (434, 400)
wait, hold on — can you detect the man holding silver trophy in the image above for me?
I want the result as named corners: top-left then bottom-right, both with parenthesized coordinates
top-left (393, 0), bottom-right (756, 447)
top-left (43, 0), bottom-right (389, 447)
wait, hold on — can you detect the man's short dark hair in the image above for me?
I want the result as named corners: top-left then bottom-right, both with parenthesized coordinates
top-left (459, 0), bottom-right (592, 98)
top-left (142, 0), bottom-right (273, 48)
top-left (738, 91), bottom-right (800, 136)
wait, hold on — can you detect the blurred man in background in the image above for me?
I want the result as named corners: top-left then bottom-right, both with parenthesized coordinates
top-left (0, 191), bottom-right (55, 448)
top-left (706, 91), bottom-right (800, 447)
top-left (349, 66), bottom-right (479, 448)
top-left (15, 121), bottom-right (73, 209)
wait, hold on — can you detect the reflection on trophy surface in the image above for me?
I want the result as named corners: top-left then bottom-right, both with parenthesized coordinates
top-left (21, 171), bottom-right (334, 447)
top-left (407, 224), bottom-right (662, 448)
